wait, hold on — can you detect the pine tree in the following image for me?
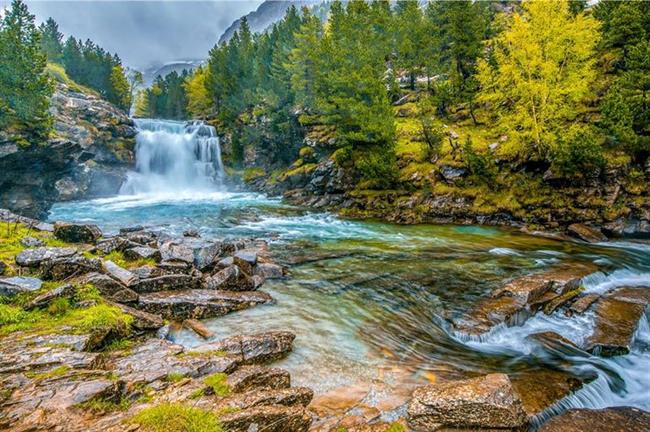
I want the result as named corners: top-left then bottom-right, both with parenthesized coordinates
top-left (39, 17), bottom-right (63, 63)
top-left (0, 0), bottom-right (53, 139)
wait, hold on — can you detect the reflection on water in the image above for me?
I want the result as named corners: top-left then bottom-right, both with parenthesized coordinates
top-left (50, 193), bottom-right (650, 418)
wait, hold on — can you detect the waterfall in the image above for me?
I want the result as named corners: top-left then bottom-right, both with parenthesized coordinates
top-left (119, 118), bottom-right (224, 195)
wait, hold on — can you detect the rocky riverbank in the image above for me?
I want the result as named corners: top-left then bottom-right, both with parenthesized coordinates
top-left (1, 208), bottom-right (649, 431)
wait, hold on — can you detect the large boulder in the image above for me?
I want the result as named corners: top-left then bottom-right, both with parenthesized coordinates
top-left (219, 405), bottom-right (312, 432)
top-left (567, 223), bottom-right (608, 243)
top-left (109, 302), bottom-right (163, 331)
top-left (226, 366), bottom-right (291, 393)
top-left (255, 262), bottom-right (285, 279)
top-left (15, 247), bottom-right (77, 267)
top-left (77, 272), bottom-right (138, 303)
top-left (40, 256), bottom-right (102, 280)
top-left (584, 287), bottom-right (650, 356)
top-left (204, 265), bottom-right (255, 291)
top-left (234, 250), bottom-right (258, 275)
top-left (101, 260), bottom-right (138, 287)
top-left (219, 387), bottom-right (313, 410)
top-left (0, 276), bottom-right (43, 297)
top-left (407, 373), bottom-right (527, 431)
top-left (123, 246), bottom-right (161, 262)
top-left (539, 407), bottom-right (650, 432)
top-left (159, 240), bottom-right (194, 264)
top-left (189, 331), bottom-right (295, 365)
top-left (53, 222), bottom-right (102, 243)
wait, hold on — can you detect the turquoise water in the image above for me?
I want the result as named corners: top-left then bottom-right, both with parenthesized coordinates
top-left (50, 192), bottom-right (650, 421)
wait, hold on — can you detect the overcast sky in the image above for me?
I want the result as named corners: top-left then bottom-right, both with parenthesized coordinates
top-left (15, 1), bottom-right (263, 68)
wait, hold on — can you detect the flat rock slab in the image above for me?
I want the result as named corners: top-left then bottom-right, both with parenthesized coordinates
top-left (510, 369), bottom-right (589, 417)
top-left (124, 246), bottom-right (161, 262)
top-left (407, 373), bottom-right (527, 431)
top-left (102, 260), bottom-right (138, 287)
top-left (159, 240), bottom-right (195, 264)
top-left (25, 284), bottom-right (75, 310)
top-left (539, 407), bottom-right (650, 432)
top-left (218, 387), bottom-right (313, 410)
top-left (219, 404), bottom-right (312, 432)
top-left (567, 293), bottom-right (600, 315)
top-left (15, 247), bottom-right (77, 267)
top-left (77, 272), bottom-right (138, 303)
top-left (567, 223), bottom-right (608, 243)
top-left (137, 289), bottom-right (273, 320)
top-left (189, 331), bottom-right (295, 365)
top-left (585, 287), bottom-right (650, 356)
top-left (40, 256), bottom-right (102, 280)
top-left (0, 276), bottom-right (43, 296)
top-left (109, 302), bottom-right (163, 331)
top-left (226, 366), bottom-right (291, 393)
top-left (132, 274), bottom-right (199, 293)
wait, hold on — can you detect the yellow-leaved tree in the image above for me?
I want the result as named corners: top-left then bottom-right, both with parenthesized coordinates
top-left (477, 0), bottom-right (600, 160)
top-left (184, 66), bottom-right (213, 119)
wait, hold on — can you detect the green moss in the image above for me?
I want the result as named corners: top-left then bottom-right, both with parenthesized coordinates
top-left (299, 146), bottom-right (315, 159)
top-left (0, 304), bottom-right (27, 326)
top-left (46, 63), bottom-right (99, 96)
top-left (79, 395), bottom-right (131, 413)
top-left (242, 167), bottom-right (265, 183)
top-left (165, 372), bottom-right (187, 383)
top-left (0, 222), bottom-right (68, 276)
top-left (130, 403), bottom-right (224, 432)
top-left (102, 338), bottom-right (135, 353)
top-left (280, 163), bottom-right (317, 179)
top-left (86, 250), bottom-right (155, 269)
top-left (386, 423), bottom-right (407, 432)
top-left (203, 372), bottom-right (230, 397)
top-left (25, 365), bottom-right (70, 381)
top-left (188, 388), bottom-right (205, 399)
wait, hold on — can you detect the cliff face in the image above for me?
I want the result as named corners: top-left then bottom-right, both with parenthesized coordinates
top-left (0, 84), bottom-right (136, 219)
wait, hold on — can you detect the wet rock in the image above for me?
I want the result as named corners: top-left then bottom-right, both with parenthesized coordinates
top-left (220, 387), bottom-right (313, 410)
top-left (0, 276), bottom-right (43, 296)
top-left (133, 274), bottom-right (200, 293)
top-left (226, 366), bottom-right (291, 393)
top-left (159, 240), bottom-right (194, 264)
top-left (15, 246), bottom-right (77, 267)
top-left (110, 302), bottom-right (163, 331)
top-left (252, 274), bottom-right (265, 289)
top-left (137, 289), bottom-right (273, 320)
top-left (585, 287), bottom-right (650, 356)
top-left (183, 318), bottom-right (214, 339)
top-left (204, 265), bottom-right (255, 291)
top-left (510, 369), bottom-right (588, 418)
top-left (567, 293), bottom-right (600, 315)
top-left (193, 242), bottom-right (224, 270)
top-left (101, 260), bottom-right (138, 287)
top-left (20, 236), bottom-right (44, 247)
top-left (527, 332), bottom-right (581, 353)
top-left (567, 223), bottom-right (608, 243)
top-left (119, 225), bottom-right (144, 234)
top-left (219, 405), bottom-right (312, 432)
top-left (25, 284), bottom-right (76, 310)
top-left (189, 331), bottom-right (294, 365)
top-left (234, 250), bottom-right (258, 275)
top-left (123, 246), bottom-right (161, 262)
top-left (53, 222), bottom-right (102, 243)
top-left (183, 229), bottom-right (200, 238)
top-left (407, 373), bottom-right (527, 431)
top-left (539, 406), bottom-right (650, 432)
top-left (40, 256), bottom-right (102, 280)
top-left (255, 262), bottom-right (285, 279)
top-left (217, 256), bottom-right (234, 269)
top-left (77, 272), bottom-right (138, 304)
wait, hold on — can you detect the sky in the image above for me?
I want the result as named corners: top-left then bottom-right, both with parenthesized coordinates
top-left (13, 1), bottom-right (263, 69)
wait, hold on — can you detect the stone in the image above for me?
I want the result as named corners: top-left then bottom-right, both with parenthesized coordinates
top-left (77, 272), bottom-right (138, 304)
top-left (183, 229), bottom-right (200, 237)
top-left (137, 289), bottom-right (273, 320)
top-left (539, 407), bottom-right (650, 432)
top-left (0, 260), bottom-right (6, 275)
top-left (15, 246), bottom-right (77, 267)
top-left (217, 256), bottom-right (234, 269)
top-left (189, 331), bottom-right (294, 365)
top-left (183, 319), bottom-right (214, 339)
top-left (20, 236), bottom-right (44, 247)
top-left (510, 369), bottom-right (589, 418)
top-left (159, 240), bottom-right (194, 264)
top-left (130, 265), bottom-right (164, 279)
top-left (567, 223), bottom-right (608, 243)
top-left (226, 366), bottom-right (291, 393)
top-left (567, 293), bottom-right (600, 315)
top-left (102, 260), bottom-right (138, 287)
top-left (40, 256), bottom-right (102, 280)
top-left (219, 405), bottom-right (312, 432)
top-left (110, 302), bottom-right (163, 331)
top-left (407, 373), bottom-right (527, 431)
top-left (157, 260), bottom-right (194, 274)
top-left (0, 276), bottom-right (43, 296)
top-left (123, 246), bottom-right (161, 262)
top-left (25, 284), bottom-right (75, 310)
top-left (527, 332), bottom-right (581, 354)
top-left (119, 225), bottom-right (144, 234)
top-left (254, 262), bottom-right (284, 279)
top-left (219, 387), bottom-right (313, 410)
top-left (234, 250), bottom-right (258, 275)
top-left (133, 274), bottom-right (200, 293)
top-left (439, 165), bottom-right (467, 183)
top-left (53, 222), bottom-right (102, 243)
top-left (204, 265), bottom-right (255, 291)
top-left (252, 274), bottom-right (265, 289)
top-left (584, 287), bottom-right (650, 356)
top-left (193, 242), bottom-right (224, 271)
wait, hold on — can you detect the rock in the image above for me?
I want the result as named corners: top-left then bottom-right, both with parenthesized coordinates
top-left (25, 284), bottom-right (75, 310)
top-left (0, 276), bottom-right (43, 296)
top-left (130, 265), bottom-right (164, 279)
top-left (109, 302), bottom-right (163, 330)
top-left (407, 373), bottom-right (527, 431)
top-left (77, 272), bottom-right (138, 304)
top-left (137, 289), bottom-right (273, 320)
top-left (254, 262), bottom-right (285, 279)
top-left (217, 256), bottom-right (234, 269)
top-left (584, 287), bottom-right (650, 356)
top-left (20, 236), bottom-right (44, 247)
top-left (193, 242), bottom-right (224, 271)
top-left (101, 260), bottom-right (138, 287)
top-left (234, 250), bottom-right (258, 275)
top-left (439, 165), bottom-right (467, 184)
top-left (0, 260), bottom-right (6, 275)
top-left (157, 260), bottom-right (194, 275)
top-left (539, 407), bottom-right (650, 432)
top-left (219, 405), bottom-right (312, 432)
top-left (567, 293), bottom-right (600, 315)
top-left (510, 369), bottom-right (589, 418)
top-left (15, 246), bottom-right (77, 267)
top-left (183, 318), bottom-right (215, 339)
top-left (53, 222), bottom-right (102, 243)
top-left (204, 265), bottom-right (255, 291)
top-left (40, 256), bottom-right (102, 280)
top-left (219, 387), bottom-right (313, 410)
top-left (133, 274), bottom-right (200, 293)
top-left (119, 225), bottom-right (144, 234)
top-left (123, 246), bottom-right (161, 262)
top-left (183, 229), bottom-right (200, 238)
top-left (567, 223), bottom-right (608, 243)
top-left (159, 240), bottom-right (194, 264)
top-left (527, 332), bottom-right (581, 354)
top-left (252, 274), bottom-right (265, 289)
top-left (189, 331), bottom-right (294, 365)
top-left (226, 366), bottom-right (291, 393)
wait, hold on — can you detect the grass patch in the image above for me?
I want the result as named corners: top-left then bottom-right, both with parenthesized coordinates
top-left (46, 63), bottom-right (99, 96)
top-left (25, 365), bottom-right (70, 381)
top-left (130, 403), bottom-right (224, 432)
top-left (203, 372), bottom-right (230, 397)
top-left (0, 222), bottom-right (68, 276)
top-left (102, 338), bottom-right (135, 353)
top-left (79, 395), bottom-right (131, 413)
top-left (85, 250), bottom-right (156, 269)
top-left (165, 372), bottom-right (187, 383)
top-left (242, 167), bottom-right (265, 183)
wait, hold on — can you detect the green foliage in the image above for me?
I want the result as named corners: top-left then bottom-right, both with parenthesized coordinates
top-left (0, 0), bottom-right (54, 139)
top-left (355, 146), bottom-right (397, 189)
top-left (130, 403), bottom-right (224, 432)
top-left (203, 372), bottom-right (230, 396)
top-left (142, 70), bottom-right (189, 120)
top-left (462, 136), bottom-right (494, 182)
top-left (0, 304), bottom-right (27, 326)
top-left (38, 17), bottom-right (63, 63)
top-left (551, 124), bottom-right (605, 179)
top-left (165, 372), bottom-right (187, 383)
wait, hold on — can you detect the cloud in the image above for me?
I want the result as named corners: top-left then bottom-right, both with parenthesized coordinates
top-left (22, 0), bottom-right (263, 68)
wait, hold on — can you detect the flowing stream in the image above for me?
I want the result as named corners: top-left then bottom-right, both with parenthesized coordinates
top-left (49, 119), bottom-right (650, 425)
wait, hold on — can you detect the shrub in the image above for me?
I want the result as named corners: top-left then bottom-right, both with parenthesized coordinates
top-left (355, 146), bottom-right (398, 189)
top-left (130, 403), bottom-right (223, 432)
top-left (463, 136), bottom-right (495, 181)
top-left (0, 304), bottom-right (26, 326)
top-left (551, 125), bottom-right (605, 179)
top-left (203, 372), bottom-right (230, 396)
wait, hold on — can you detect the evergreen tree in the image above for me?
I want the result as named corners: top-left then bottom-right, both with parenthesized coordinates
top-left (39, 17), bottom-right (63, 63)
top-left (394, 0), bottom-right (426, 90)
top-left (184, 66), bottom-right (212, 119)
top-left (0, 0), bottom-right (53, 139)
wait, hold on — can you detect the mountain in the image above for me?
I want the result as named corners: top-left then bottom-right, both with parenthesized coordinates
top-left (142, 60), bottom-right (206, 86)
top-left (218, 0), bottom-right (317, 45)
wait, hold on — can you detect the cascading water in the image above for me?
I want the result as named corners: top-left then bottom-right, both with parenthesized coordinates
top-left (119, 118), bottom-right (224, 195)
